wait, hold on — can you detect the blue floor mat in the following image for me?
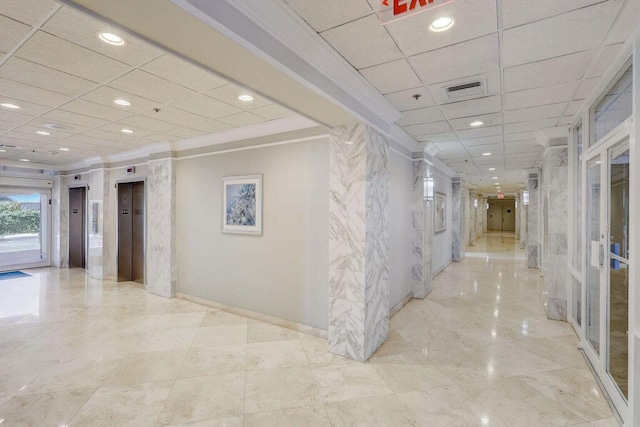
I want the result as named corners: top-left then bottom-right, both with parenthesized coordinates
top-left (0, 271), bottom-right (32, 280)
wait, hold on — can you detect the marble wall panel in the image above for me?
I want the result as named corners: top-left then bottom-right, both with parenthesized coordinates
top-left (542, 147), bottom-right (569, 321)
top-left (412, 159), bottom-right (432, 299)
top-left (527, 172), bottom-right (540, 269)
top-left (87, 169), bottom-right (112, 280)
top-left (452, 179), bottom-right (464, 262)
top-left (147, 158), bottom-right (177, 299)
top-left (329, 123), bottom-right (390, 362)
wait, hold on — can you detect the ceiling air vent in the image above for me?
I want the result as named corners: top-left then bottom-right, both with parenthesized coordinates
top-left (0, 144), bottom-right (20, 149)
top-left (445, 80), bottom-right (485, 100)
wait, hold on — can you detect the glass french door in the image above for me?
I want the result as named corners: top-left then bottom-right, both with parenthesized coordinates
top-left (0, 188), bottom-right (51, 271)
top-left (581, 122), bottom-right (631, 419)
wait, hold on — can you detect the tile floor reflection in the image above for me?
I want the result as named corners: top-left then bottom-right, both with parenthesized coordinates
top-left (0, 232), bottom-right (617, 426)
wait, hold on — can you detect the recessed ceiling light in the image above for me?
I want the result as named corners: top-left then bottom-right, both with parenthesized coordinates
top-left (121, 128), bottom-right (134, 134)
top-left (429, 16), bottom-right (454, 32)
top-left (238, 94), bottom-right (254, 102)
top-left (470, 121), bottom-right (484, 127)
top-left (36, 131), bottom-right (50, 136)
top-left (0, 149), bottom-right (6, 152)
top-left (345, 140), bottom-right (354, 145)
top-left (97, 32), bottom-right (124, 46)
top-left (495, 183), bottom-right (500, 185)
top-left (18, 158), bottom-right (30, 162)
top-left (113, 99), bottom-right (131, 106)
top-left (492, 177), bottom-right (498, 180)
top-left (489, 168), bottom-right (496, 171)
top-left (59, 147), bottom-right (70, 152)
top-left (483, 152), bottom-right (491, 156)
top-left (0, 103), bottom-right (20, 109)
top-left (45, 123), bottom-right (72, 131)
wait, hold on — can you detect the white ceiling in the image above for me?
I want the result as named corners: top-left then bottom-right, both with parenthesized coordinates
top-left (0, 0), bottom-right (298, 166)
top-left (284, 0), bottom-right (640, 192)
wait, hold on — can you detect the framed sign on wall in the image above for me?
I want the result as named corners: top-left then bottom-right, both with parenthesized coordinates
top-left (222, 174), bottom-right (263, 236)
top-left (435, 192), bottom-right (446, 233)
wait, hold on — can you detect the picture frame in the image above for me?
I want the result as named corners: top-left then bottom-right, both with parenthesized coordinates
top-left (435, 192), bottom-right (446, 233)
top-left (222, 174), bottom-right (263, 236)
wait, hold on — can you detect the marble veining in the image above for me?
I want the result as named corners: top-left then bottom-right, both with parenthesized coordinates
top-left (87, 169), bottom-right (112, 280)
top-left (452, 179), bottom-right (464, 262)
top-left (147, 158), bottom-right (177, 299)
top-left (527, 172), bottom-right (540, 269)
top-left (329, 123), bottom-right (390, 362)
top-left (542, 148), bottom-right (569, 321)
top-left (412, 159), bottom-right (432, 299)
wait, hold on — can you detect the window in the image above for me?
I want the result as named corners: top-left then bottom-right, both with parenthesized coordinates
top-left (591, 61), bottom-right (633, 145)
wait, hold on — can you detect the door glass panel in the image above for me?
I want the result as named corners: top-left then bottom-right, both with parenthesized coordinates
top-left (586, 157), bottom-right (601, 354)
top-left (592, 62), bottom-right (632, 144)
top-left (0, 193), bottom-right (44, 268)
top-left (607, 141), bottom-right (629, 400)
top-left (573, 124), bottom-right (583, 270)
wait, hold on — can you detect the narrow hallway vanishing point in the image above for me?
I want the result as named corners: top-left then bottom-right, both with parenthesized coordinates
top-left (0, 233), bottom-right (617, 426)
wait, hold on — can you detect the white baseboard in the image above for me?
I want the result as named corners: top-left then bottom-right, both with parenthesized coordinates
top-left (389, 292), bottom-right (414, 318)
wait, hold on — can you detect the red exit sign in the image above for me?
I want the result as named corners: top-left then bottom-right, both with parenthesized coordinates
top-left (498, 194), bottom-right (505, 199)
top-left (379, 0), bottom-right (454, 25)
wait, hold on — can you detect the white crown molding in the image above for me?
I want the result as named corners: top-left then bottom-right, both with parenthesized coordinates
top-left (536, 126), bottom-right (569, 147)
top-left (175, 115), bottom-right (319, 151)
top-left (171, 0), bottom-right (416, 151)
top-left (432, 157), bottom-right (457, 178)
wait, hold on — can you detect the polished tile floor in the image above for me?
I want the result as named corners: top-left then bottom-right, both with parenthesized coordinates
top-left (0, 233), bottom-right (617, 426)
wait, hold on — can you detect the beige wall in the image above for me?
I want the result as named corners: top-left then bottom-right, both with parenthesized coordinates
top-left (175, 138), bottom-right (330, 330)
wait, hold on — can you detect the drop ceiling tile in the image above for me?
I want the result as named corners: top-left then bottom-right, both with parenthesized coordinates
top-left (457, 125), bottom-right (503, 140)
top-left (140, 54), bottom-right (229, 92)
top-left (42, 109), bottom-right (111, 130)
top-left (574, 77), bottom-right (600, 101)
top-left (587, 44), bottom-right (624, 79)
top-left (385, 0), bottom-right (497, 56)
top-left (283, 0), bottom-right (372, 32)
top-left (504, 81), bottom-right (579, 111)
top-left (216, 112), bottom-right (268, 127)
top-left (119, 115), bottom-right (179, 133)
top-left (440, 96), bottom-right (502, 120)
top-left (505, 131), bottom-right (536, 142)
top-left (466, 143), bottom-right (504, 155)
top-left (165, 127), bottom-right (206, 139)
top-left (16, 31), bottom-right (130, 83)
top-left (0, 108), bottom-right (34, 124)
top-left (97, 123), bottom-right (154, 138)
top-left (108, 70), bottom-right (196, 104)
top-left (415, 132), bottom-right (457, 143)
top-left (206, 84), bottom-right (272, 110)
top-left (565, 100), bottom-right (584, 117)
top-left (81, 129), bottom-right (133, 143)
top-left (403, 121), bottom-right (452, 137)
top-left (0, 98), bottom-right (49, 116)
top-left (0, 77), bottom-right (71, 107)
top-left (410, 34), bottom-right (499, 86)
top-left (140, 106), bottom-right (208, 126)
top-left (251, 104), bottom-right (297, 120)
top-left (0, 0), bottom-right (56, 26)
top-left (396, 107), bottom-right (444, 127)
top-left (42, 7), bottom-right (163, 67)
top-left (81, 86), bottom-right (158, 114)
top-left (0, 119), bottom-right (16, 131)
top-left (451, 113), bottom-right (502, 131)
top-left (13, 124), bottom-right (73, 139)
top-left (172, 94), bottom-right (242, 119)
top-left (461, 135), bottom-right (504, 146)
top-left (27, 116), bottom-right (88, 133)
top-left (504, 118), bottom-right (558, 134)
top-left (504, 103), bottom-right (567, 124)
top-left (0, 15), bottom-right (32, 53)
top-left (142, 133), bottom-right (180, 143)
top-left (0, 57), bottom-right (97, 97)
top-left (384, 87), bottom-right (435, 111)
top-left (438, 151), bottom-right (470, 160)
top-left (427, 71), bottom-right (502, 106)
top-left (502, 2), bottom-right (622, 68)
top-left (558, 116), bottom-right (575, 126)
top-left (321, 14), bottom-right (403, 69)
top-left (505, 140), bottom-right (542, 153)
top-left (504, 51), bottom-right (592, 93)
top-left (188, 120), bottom-right (235, 134)
top-left (604, 0), bottom-right (640, 45)
top-left (60, 99), bottom-right (133, 122)
top-left (360, 59), bottom-right (422, 94)
top-left (502, 0), bottom-right (603, 29)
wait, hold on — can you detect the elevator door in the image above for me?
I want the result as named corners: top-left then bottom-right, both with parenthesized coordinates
top-left (68, 187), bottom-right (86, 268)
top-left (118, 182), bottom-right (145, 284)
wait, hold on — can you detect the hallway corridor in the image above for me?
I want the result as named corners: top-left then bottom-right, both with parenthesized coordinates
top-left (0, 233), bottom-right (617, 426)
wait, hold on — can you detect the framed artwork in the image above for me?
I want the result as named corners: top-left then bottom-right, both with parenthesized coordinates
top-left (222, 174), bottom-right (263, 235)
top-left (435, 192), bottom-right (446, 233)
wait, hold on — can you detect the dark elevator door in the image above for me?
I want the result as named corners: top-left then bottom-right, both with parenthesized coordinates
top-left (68, 187), bottom-right (86, 268)
top-left (118, 182), bottom-right (145, 284)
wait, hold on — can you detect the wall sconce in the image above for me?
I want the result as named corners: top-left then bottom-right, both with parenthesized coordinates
top-left (424, 177), bottom-right (434, 201)
top-left (474, 198), bottom-right (478, 208)
top-left (516, 200), bottom-right (519, 209)
top-left (486, 202), bottom-right (489, 210)
top-left (523, 191), bottom-right (530, 206)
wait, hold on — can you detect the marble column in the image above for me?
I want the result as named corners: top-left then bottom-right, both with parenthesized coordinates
top-left (527, 171), bottom-right (540, 269)
top-left (542, 147), bottom-right (569, 320)
top-left (468, 191), bottom-right (476, 246)
top-left (452, 178), bottom-right (465, 262)
top-left (483, 198), bottom-right (488, 234)
top-left (412, 157), bottom-right (432, 300)
top-left (519, 191), bottom-right (528, 249)
top-left (147, 157), bottom-right (177, 299)
top-left (329, 123), bottom-right (390, 362)
top-left (52, 175), bottom-right (69, 268)
top-left (87, 168), bottom-right (113, 280)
